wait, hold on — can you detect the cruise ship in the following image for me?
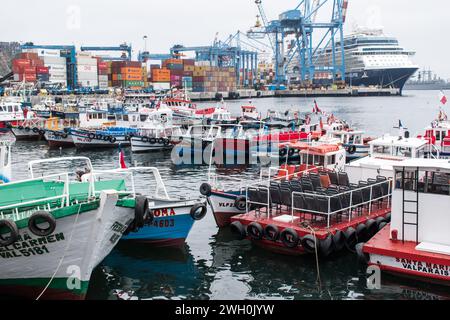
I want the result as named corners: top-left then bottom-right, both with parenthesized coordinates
top-left (289, 28), bottom-right (419, 92)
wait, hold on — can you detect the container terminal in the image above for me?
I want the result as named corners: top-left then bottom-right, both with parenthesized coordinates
top-left (0, 0), bottom-right (419, 100)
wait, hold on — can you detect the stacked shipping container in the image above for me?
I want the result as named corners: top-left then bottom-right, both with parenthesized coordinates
top-left (111, 61), bottom-right (144, 88)
top-left (12, 52), bottom-right (50, 83)
top-left (76, 53), bottom-right (98, 88)
top-left (192, 62), bottom-right (236, 93)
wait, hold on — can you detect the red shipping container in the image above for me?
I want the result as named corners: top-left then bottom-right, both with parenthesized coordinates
top-left (20, 52), bottom-right (39, 60)
top-left (13, 59), bottom-right (31, 68)
top-left (30, 59), bottom-right (45, 67)
top-left (22, 67), bottom-right (36, 74)
top-left (19, 74), bottom-right (37, 82)
top-left (98, 62), bottom-right (108, 70)
top-left (36, 66), bottom-right (49, 74)
top-left (183, 59), bottom-right (195, 66)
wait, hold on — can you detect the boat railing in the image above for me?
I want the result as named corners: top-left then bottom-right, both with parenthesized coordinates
top-left (90, 167), bottom-right (170, 200)
top-left (0, 173), bottom-right (71, 218)
top-left (290, 179), bottom-right (392, 228)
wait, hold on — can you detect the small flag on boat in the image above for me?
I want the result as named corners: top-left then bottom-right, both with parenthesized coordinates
top-left (313, 100), bottom-right (321, 114)
top-left (440, 91), bottom-right (448, 105)
top-left (119, 144), bottom-right (127, 169)
top-left (320, 117), bottom-right (324, 131)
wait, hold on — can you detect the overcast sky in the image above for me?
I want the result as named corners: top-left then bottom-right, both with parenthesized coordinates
top-left (2, 0), bottom-right (449, 79)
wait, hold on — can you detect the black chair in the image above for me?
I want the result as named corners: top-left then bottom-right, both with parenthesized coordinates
top-left (248, 188), bottom-right (260, 212)
top-left (359, 181), bottom-right (371, 210)
top-left (280, 188), bottom-right (292, 209)
top-left (368, 179), bottom-right (383, 208)
top-left (376, 176), bottom-right (389, 197)
top-left (349, 184), bottom-right (363, 214)
top-left (339, 186), bottom-right (351, 211)
top-left (280, 181), bottom-right (291, 190)
top-left (338, 172), bottom-right (350, 187)
top-left (301, 180), bottom-right (314, 193)
top-left (270, 186), bottom-right (282, 213)
top-left (316, 195), bottom-right (329, 214)
top-left (258, 188), bottom-right (270, 212)
top-left (310, 173), bottom-right (322, 190)
top-left (329, 171), bottom-right (339, 186)
top-left (303, 194), bottom-right (318, 219)
top-left (291, 184), bottom-right (303, 194)
top-left (293, 193), bottom-right (306, 212)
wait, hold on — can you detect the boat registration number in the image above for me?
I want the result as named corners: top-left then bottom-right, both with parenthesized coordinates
top-left (148, 218), bottom-right (175, 228)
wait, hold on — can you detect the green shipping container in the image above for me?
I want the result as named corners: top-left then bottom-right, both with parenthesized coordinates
top-left (124, 80), bottom-right (145, 87)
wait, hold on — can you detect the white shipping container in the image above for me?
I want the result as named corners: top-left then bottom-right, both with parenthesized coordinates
top-left (77, 57), bottom-right (97, 66)
top-left (13, 74), bottom-right (19, 81)
top-left (50, 74), bottom-right (67, 80)
top-left (49, 72), bottom-right (67, 78)
top-left (49, 79), bottom-right (67, 85)
top-left (37, 49), bottom-right (61, 57)
top-left (46, 64), bottom-right (67, 72)
top-left (43, 56), bottom-right (66, 65)
top-left (76, 52), bottom-right (92, 58)
top-left (99, 81), bottom-right (109, 88)
top-left (79, 80), bottom-right (98, 87)
top-left (98, 75), bottom-right (108, 82)
top-left (77, 65), bottom-right (98, 73)
top-left (78, 72), bottom-right (98, 81)
top-left (152, 82), bottom-right (171, 90)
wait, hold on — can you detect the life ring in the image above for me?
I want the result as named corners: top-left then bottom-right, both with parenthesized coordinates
top-left (365, 219), bottom-right (378, 238)
top-left (190, 203), bottom-right (207, 221)
top-left (32, 127), bottom-right (39, 133)
top-left (280, 228), bottom-right (299, 248)
top-left (234, 196), bottom-right (247, 211)
top-left (88, 133), bottom-right (96, 140)
top-left (356, 223), bottom-right (368, 243)
top-left (142, 136), bottom-right (149, 143)
top-left (0, 220), bottom-right (19, 247)
top-left (344, 227), bottom-right (358, 252)
top-left (279, 148), bottom-right (287, 157)
top-left (264, 224), bottom-right (279, 241)
top-left (247, 222), bottom-right (264, 240)
top-left (319, 234), bottom-right (334, 257)
top-left (149, 138), bottom-right (157, 144)
top-left (347, 145), bottom-right (357, 155)
top-left (134, 196), bottom-right (149, 228)
top-left (230, 221), bottom-right (246, 240)
top-left (332, 230), bottom-right (346, 252)
top-left (109, 136), bottom-right (117, 143)
top-left (355, 243), bottom-right (369, 264)
top-left (28, 211), bottom-right (56, 237)
top-left (199, 183), bottom-right (212, 196)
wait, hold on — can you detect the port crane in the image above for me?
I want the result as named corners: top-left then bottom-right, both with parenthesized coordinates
top-left (80, 44), bottom-right (132, 61)
top-left (247, 0), bottom-right (348, 85)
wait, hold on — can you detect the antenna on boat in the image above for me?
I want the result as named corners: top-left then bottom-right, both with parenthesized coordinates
top-left (393, 120), bottom-right (408, 140)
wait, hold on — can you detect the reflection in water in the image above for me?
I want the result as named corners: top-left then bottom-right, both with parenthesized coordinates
top-left (7, 92), bottom-right (450, 300)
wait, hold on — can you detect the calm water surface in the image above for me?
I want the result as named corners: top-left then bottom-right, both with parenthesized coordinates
top-left (8, 90), bottom-right (450, 300)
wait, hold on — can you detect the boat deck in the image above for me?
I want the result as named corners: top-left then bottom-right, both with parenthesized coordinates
top-left (364, 226), bottom-right (450, 265)
top-left (233, 202), bottom-right (390, 239)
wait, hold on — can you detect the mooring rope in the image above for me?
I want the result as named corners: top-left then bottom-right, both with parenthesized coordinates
top-left (35, 204), bottom-right (82, 300)
top-left (307, 225), bottom-right (322, 290)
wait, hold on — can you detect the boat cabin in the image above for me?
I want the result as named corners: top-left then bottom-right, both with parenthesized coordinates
top-left (78, 109), bottom-right (112, 128)
top-left (0, 140), bottom-right (12, 184)
top-left (241, 105), bottom-right (260, 120)
top-left (390, 159), bottom-right (450, 255)
top-left (0, 101), bottom-right (24, 122)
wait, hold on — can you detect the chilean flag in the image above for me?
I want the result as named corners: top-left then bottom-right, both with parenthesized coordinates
top-left (440, 91), bottom-right (448, 105)
top-left (313, 100), bottom-right (322, 114)
top-left (119, 144), bottom-right (127, 169)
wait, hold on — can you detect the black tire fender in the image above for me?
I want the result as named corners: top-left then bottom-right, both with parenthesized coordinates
top-left (230, 221), bottom-right (246, 240)
top-left (365, 219), bottom-right (378, 238)
top-left (264, 224), bottom-right (279, 241)
top-left (199, 183), bottom-right (212, 196)
top-left (190, 203), bottom-right (207, 221)
top-left (356, 243), bottom-right (370, 264)
top-left (157, 138), bottom-right (165, 145)
top-left (375, 216), bottom-right (387, 230)
top-left (247, 222), bottom-right (264, 240)
top-left (385, 213), bottom-right (391, 222)
top-left (378, 222), bottom-right (387, 230)
top-left (347, 145), bottom-right (357, 154)
top-left (356, 223), bottom-right (368, 243)
top-left (332, 230), bottom-right (346, 252)
top-left (0, 220), bottom-right (19, 247)
top-left (234, 196), bottom-right (247, 211)
top-left (134, 196), bottom-right (149, 228)
top-left (28, 211), bottom-right (56, 237)
top-left (88, 133), bottom-right (96, 140)
top-left (32, 127), bottom-right (39, 133)
top-left (344, 227), bottom-right (358, 252)
top-left (142, 136), bottom-right (149, 143)
top-left (280, 228), bottom-right (299, 249)
top-left (319, 234), bottom-right (334, 257)
top-left (149, 138), bottom-right (157, 144)
top-left (279, 148), bottom-right (287, 157)
top-left (109, 136), bottom-right (117, 143)
top-left (301, 234), bottom-right (318, 254)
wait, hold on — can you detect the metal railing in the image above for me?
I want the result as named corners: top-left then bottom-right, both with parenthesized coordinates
top-left (290, 179), bottom-right (392, 228)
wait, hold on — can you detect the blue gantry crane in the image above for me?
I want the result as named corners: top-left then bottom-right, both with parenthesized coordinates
top-left (169, 32), bottom-right (259, 88)
top-left (248, 0), bottom-right (348, 85)
top-left (20, 43), bottom-right (78, 90)
top-left (80, 43), bottom-right (132, 61)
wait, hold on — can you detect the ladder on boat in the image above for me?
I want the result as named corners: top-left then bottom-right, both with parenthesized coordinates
top-left (401, 167), bottom-right (419, 243)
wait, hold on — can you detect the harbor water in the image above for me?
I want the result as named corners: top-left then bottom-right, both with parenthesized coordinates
top-left (8, 90), bottom-right (450, 300)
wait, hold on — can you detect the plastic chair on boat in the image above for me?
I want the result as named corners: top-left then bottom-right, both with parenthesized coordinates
top-left (329, 171), bottom-right (339, 186)
top-left (320, 173), bottom-right (331, 189)
top-left (310, 173), bottom-right (322, 191)
top-left (280, 188), bottom-right (292, 211)
top-left (270, 186), bottom-right (282, 214)
top-left (338, 172), bottom-right (350, 187)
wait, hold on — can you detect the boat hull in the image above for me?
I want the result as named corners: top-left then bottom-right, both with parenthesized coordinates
top-left (44, 131), bottom-right (74, 148)
top-left (121, 201), bottom-right (205, 248)
top-left (11, 128), bottom-right (43, 141)
top-left (71, 130), bottom-right (130, 149)
top-left (0, 196), bottom-right (134, 300)
top-left (363, 225), bottom-right (450, 286)
top-left (130, 137), bottom-right (173, 153)
top-left (347, 67), bottom-right (418, 93)
top-left (208, 190), bottom-right (246, 228)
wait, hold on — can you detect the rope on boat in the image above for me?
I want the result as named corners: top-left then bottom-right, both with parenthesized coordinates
top-left (35, 204), bottom-right (82, 300)
top-left (307, 226), bottom-right (322, 290)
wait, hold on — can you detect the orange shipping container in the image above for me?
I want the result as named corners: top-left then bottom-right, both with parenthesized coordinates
top-left (121, 67), bottom-right (142, 75)
top-left (123, 74), bottom-right (143, 81)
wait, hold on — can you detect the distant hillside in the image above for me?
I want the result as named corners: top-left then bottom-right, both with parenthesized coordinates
top-left (0, 42), bottom-right (21, 77)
